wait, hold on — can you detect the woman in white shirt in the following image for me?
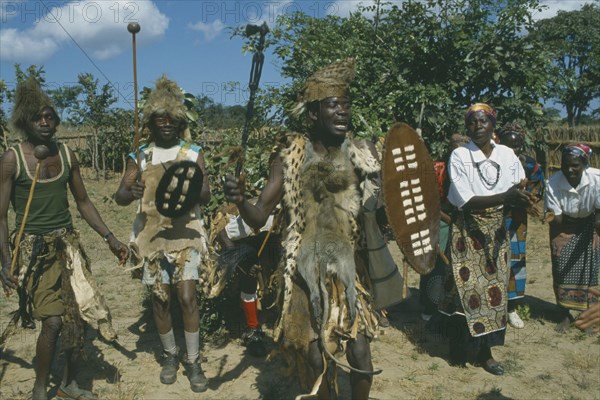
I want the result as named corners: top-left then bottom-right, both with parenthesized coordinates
top-left (545, 144), bottom-right (600, 333)
top-left (439, 103), bottom-right (533, 376)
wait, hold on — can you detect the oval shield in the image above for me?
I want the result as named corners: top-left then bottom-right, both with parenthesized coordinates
top-left (155, 160), bottom-right (204, 218)
top-left (382, 123), bottom-right (440, 275)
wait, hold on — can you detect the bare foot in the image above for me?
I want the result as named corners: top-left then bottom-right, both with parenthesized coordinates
top-left (481, 358), bottom-right (505, 375)
top-left (31, 384), bottom-right (48, 400)
top-left (555, 315), bottom-right (572, 333)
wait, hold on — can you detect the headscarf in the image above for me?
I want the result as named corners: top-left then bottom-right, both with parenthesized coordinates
top-left (497, 122), bottom-right (526, 141)
top-left (464, 103), bottom-right (497, 127)
top-left (562, 144), bottom-right (592, 166)
top-left (291, 58), bottom-right (355, 117)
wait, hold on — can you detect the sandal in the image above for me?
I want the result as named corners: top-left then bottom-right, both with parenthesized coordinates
top-left (57, 382), bottom-right (99, 400)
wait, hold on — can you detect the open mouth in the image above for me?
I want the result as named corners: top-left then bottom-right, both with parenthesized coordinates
top-left (334, 121), bottom-right (349, 131)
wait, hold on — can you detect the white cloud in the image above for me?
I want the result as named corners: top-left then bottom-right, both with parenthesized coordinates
top-left (189, 19), bottom-right (226, 42)
top-left (0, 0), bottom-right (169, 62)
top-left (0, 27), bottom-right (58, 61)
top-left (0, 0), bottom-right (25, 21)
top-left (533, 0), bottom-right (593, 20)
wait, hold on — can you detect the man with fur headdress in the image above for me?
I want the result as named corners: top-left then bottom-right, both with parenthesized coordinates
top-left (0, 77), bottom-right (129, 400)
top-left (224, 59), bottom-right (386, 398)
top-left (115, 75), bottom-right (211, 393)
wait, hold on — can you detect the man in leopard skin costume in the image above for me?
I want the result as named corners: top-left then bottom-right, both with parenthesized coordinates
top-left (224, 58), bottom-right (388, 398)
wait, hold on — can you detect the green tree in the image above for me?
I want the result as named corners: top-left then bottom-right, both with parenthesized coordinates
top-left (241, 0), bottom-right (551, 158)
top-left (69, 73), bottom-right (117, 179)
top-left (5, 64), bottom-right (47, 102)
top-left (194, 95), bottom-right (246, 130)
top-left (48, 85), bottom-right (83, 120)
top-left (103, 108), bottom-right (135, 173)
top-left (533, 2), bottom-right (600, 127)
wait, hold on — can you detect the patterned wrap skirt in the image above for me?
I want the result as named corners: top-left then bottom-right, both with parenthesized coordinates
top-left (439, 207), bottom-right (509, 337)
top-left (550, 214), bottom-right (600, 311)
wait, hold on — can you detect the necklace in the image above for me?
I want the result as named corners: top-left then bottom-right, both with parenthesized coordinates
top-left (475, 161), bottom-right (500, 188)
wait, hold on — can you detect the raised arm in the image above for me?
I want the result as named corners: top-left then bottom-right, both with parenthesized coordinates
top-left (67, 147), bottom-right (128, 263)
top-left (223, 154), bottom-right (284, 231)
top-left (0, 150), bottom-right (18, 293)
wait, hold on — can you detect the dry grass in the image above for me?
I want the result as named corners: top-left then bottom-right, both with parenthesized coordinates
top-left (544, 125), bottom-right (600, 143)
top-left (564, 352), bottom-right (600, 371)
top-left (502, 350), bottom-right (525, 376)
top-left (539, 125), bottom-right (600, 170)
top-left (563, 351), bottom-right (600, 392)
top-left (415, 384), bottom-right (444, 400)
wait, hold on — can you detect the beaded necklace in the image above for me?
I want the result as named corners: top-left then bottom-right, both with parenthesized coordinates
top-left (475, 161), bottom-right (500, 188)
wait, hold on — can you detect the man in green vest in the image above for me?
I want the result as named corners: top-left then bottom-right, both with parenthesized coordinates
top-left (0, 77), bottom-right (128, 400)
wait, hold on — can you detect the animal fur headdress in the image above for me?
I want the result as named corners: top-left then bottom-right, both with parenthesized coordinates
top-left (142, 75), bottom-right (191, 141)
top-left (291, 58), bottom-right (356, 117)
top-left (10, 77), bottom-right (59, 137)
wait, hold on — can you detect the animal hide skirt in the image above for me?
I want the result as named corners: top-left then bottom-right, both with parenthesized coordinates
top-left (280, 266), bottom-right (377, 391)
top-left (15, 228), bottom-right (115, 347)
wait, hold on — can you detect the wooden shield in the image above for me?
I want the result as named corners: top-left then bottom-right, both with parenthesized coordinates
top-left (382, 123), bottom-right (440, 275)
top-left (155, 160), bottom-right (203, 218)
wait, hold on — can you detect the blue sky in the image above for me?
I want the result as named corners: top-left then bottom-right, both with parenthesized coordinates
top-left (0, 0), bottom-right (593, 111)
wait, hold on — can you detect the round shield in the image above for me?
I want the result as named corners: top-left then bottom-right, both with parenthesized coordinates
top-left (155, 160), bottom-right (203, 218)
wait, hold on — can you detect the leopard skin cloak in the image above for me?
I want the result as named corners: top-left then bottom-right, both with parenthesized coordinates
top-left (275, 134), bottom-right (380, 342)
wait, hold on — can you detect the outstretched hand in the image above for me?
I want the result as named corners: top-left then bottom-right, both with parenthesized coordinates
top-left (223, 174), bottom-right (247, 205)
top-left (0, 266), bottom-right (17, 296)
top-left (107, 236), bottom-right (129, 266)
top-left (505, 180), bottom-right (534, 209)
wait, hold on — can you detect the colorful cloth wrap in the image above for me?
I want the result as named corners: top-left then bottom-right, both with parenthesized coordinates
top-left (563, 144), bottom-right (592, 165)
top-left (15, 229), bottom-right (115, 348)
top-left (550, 214), bottom-right (600, 310)
top-left (439, 207), bottom-right (509, 337)
top-left (505, 155), bottom-right (545, 300)
top-left (465, 103), bottom-right (497, 127)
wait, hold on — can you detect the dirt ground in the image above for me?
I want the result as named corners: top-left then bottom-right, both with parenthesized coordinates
top-left (1, 174), bottom-right (599, 400)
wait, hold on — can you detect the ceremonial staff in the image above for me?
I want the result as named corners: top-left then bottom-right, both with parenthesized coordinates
top-left (9, 145), bottom-right (49, 276)
top-left (127, 22), bottom-right (142, 213)
top-left (235, 22), bottom-right (269, 177)
top-left (211, 23), bottom-right (270, 297)
top-left (127, 22), bottom-right (141, 169)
